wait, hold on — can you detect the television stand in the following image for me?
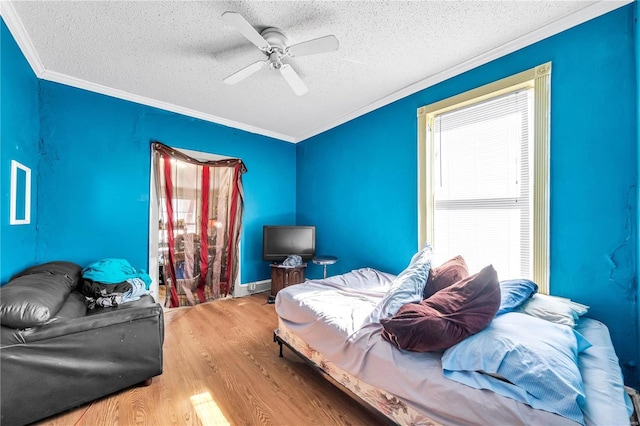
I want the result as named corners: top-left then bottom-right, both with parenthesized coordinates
top-left (270, 263), bottom-right (306, 296)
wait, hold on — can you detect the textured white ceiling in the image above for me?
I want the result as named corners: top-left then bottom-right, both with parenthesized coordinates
top-left (2, 1), bottom-right (630, 142)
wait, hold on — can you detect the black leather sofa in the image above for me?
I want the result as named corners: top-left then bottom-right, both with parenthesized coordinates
top-left (0, 261), bottom-right (164, 426)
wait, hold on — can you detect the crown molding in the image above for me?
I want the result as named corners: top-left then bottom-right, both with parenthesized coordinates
top-left (2, 0), bottom-right (631, 144)
top-left (0, 1), bottom-right (45, 75)
top-left (295, 0), bottom-right (633, 143)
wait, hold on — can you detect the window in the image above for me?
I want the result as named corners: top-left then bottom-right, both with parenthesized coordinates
top-left (418, 63), bottom-right (551, 293)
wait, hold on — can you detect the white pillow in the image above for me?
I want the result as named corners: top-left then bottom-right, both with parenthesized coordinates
top-left (519, 293), bottom-right (589, 327)
top-left (367, 244), bottom-right (433, 322)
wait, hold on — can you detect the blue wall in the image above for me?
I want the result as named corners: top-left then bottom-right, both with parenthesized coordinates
top-left (635, 0), bottom-right (640, 382)
top-left (298, 5), bottom-right (639, 386)
top-left (35, 81), bottom-right (296, 284)
top-left (0, 21), bottom-right (39, 283)
top-left (1, 17), bottom-right (296, 285)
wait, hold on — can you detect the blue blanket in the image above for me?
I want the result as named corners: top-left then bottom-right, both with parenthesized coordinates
top-left (82, 258), bottom-right (151, 289)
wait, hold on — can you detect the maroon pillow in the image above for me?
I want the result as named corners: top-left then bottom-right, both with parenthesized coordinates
top-left (422, 255), bottom-right (469, 299)
top-left (381, 265), bottom-right (500, 352)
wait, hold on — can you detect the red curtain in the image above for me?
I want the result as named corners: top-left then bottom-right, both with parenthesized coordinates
top-left (153, 142), bottom-right (246, 308)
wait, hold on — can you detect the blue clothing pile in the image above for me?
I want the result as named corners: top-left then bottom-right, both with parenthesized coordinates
top-left (81, 258), bottom-right (152, 308)
top-left (82, 258), bottom-right (152, 289)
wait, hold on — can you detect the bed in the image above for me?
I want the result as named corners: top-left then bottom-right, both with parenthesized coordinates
top-left (274, 263), bottom-right (635, 425)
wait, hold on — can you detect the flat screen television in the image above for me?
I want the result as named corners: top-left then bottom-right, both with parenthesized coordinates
top-left (262, 225), bottom-right (316, 263)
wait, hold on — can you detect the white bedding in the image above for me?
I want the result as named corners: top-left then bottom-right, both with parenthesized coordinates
top-left (275, 268), bottom-right (632, 426)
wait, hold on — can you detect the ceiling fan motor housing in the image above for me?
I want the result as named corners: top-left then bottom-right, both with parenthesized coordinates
top-left (260, 27), bottom-right (289, 51)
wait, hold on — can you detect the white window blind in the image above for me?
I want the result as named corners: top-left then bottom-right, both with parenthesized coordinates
top-left (432, 89), bottom-right (534, 280)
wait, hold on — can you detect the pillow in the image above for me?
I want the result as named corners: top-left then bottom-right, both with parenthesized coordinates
top-left (519, 293), bottom-right (589, 327)
top-left (422, 255), bottom-right (469, 299)
top-left (442, 312), bottom-right (591, 424)
top-left (0, 273), bottom-right (75, 329)
top-left (496, 278), bottom-right (538, 315)
top-left (380, 264), bottom-right (500, 352)
top-left (10, 261), bottom-right (83, 290)
top-left (369, 244), bottom-right (433, 322)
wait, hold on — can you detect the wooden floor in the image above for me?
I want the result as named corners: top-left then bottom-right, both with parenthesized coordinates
top-left (37, 293), bottom-right (384, 426)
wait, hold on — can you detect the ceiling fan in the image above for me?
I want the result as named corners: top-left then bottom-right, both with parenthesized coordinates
top-left (221, 12), bottom-right (339, 96)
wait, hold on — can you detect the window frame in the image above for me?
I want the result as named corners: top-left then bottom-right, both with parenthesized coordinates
top-left (417, 62), bottom-right (551, 293)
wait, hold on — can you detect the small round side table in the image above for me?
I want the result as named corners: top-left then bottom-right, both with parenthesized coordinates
top-left (312, 255), bottom-right (338, 279)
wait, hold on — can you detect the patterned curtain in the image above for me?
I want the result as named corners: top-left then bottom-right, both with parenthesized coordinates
top-left (152, 142), bottom-right (246, 308)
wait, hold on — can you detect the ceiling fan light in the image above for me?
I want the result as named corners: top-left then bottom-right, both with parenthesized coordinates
top-left (269, 51), bottom-right (283, 69)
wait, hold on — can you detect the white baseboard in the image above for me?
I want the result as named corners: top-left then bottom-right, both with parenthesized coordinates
top-left (234, 279), bottom-right (271, 298)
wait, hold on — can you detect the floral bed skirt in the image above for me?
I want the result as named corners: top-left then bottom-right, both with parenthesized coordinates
top-left (275, 320), bottom-right (441, 426)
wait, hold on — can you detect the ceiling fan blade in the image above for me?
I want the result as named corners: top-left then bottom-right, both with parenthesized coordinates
top-left (221, 12), bottom-right (271, 51)
top-left (223, 60), bottom-right (268, 85)
top-left (280, 64), bottom-right (308, 96)
top-left (286, 35), bottom-right (339, 57)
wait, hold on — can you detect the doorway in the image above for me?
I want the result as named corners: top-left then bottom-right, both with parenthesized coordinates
top-left (148, 143), bottom-right (246, 307)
